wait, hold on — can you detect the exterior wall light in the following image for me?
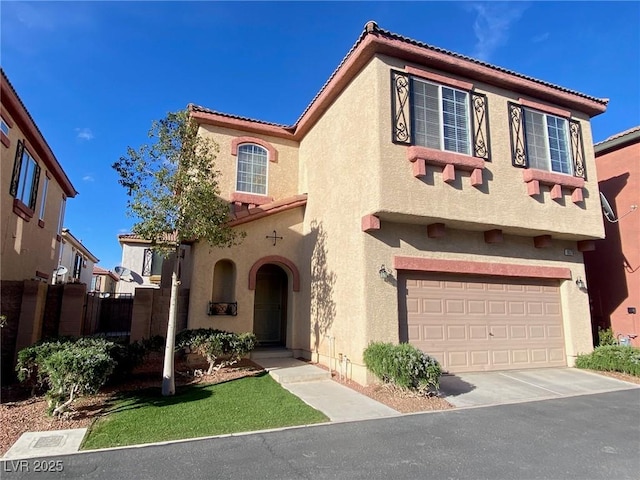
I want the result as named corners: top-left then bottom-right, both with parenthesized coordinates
top-left (379, 264), bottom-right (390, 280)
top-left (575, 276), bottom-right (586, 290)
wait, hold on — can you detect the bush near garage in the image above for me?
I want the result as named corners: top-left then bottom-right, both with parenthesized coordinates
top-left (363, 342), bottom-right (442, 394)
top-left (597, 327), bottom-right (618, 346)
top-left (175, 329), bottom-right (257, 375)
top-left (575, 345), bottom-right (640, 376)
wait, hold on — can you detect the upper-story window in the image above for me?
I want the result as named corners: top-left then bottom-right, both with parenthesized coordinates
top-left (236, 144), bottom-right (268, 195)
top-left (142, 248), bottom-right (163, 276)
top-left (0, 118), bottom-right (9, 136)
top-left (391, 69), bottom-right (491, 162)
top-left (412, 78), bottom-right (471, 156)
top-left (39, 175), bottom-right (49, 221)
top-left (73, 253), bottom-right (83, 281)
top-left (523, 109), bottom-right (572, 175)
top-left (10, 141), bottom-right (41, 210)
top-left (508, 101), bottom-right (586, 180)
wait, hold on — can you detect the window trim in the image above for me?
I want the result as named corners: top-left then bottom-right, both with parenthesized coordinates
top-left (234, 143), bottom-right (269, 196)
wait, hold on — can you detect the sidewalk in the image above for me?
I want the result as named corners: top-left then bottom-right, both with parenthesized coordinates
top-left (254, 357), bottom-right (400, 422)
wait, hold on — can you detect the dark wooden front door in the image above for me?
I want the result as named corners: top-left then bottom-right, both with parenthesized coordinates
top-left (253, 264), bottom-right (288, 345)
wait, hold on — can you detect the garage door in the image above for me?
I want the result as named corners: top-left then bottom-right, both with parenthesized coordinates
top-left (399, 273), bottom-right (566, 373)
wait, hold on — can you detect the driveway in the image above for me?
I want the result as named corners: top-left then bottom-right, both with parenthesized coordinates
top-left (439, 367), bottom-right (639, 407)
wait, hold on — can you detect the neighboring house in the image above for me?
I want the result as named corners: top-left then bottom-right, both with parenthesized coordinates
top-left (184, 22), bottom-right (607, 385)
top-left (584, 127), bottom-right (639, 347)
top-left (1, 69), bottom-right (78, 282)
top-left (55, 228), bottom-right (99, 286)
top-left (91, 265), bottom-right (120, 295)
top-left (116, 233), bottom-right (193, 295)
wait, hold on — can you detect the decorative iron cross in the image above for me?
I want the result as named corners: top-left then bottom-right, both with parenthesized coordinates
top-left (266, 230), bottom-right (283, 246)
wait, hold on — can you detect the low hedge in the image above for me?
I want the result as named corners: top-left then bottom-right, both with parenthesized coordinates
top-left (176, 329), bottom-right (256, 375)
top-left (363, 342), bottom-right (442, 394)
top-left (575, 345), bottom-right (640, 376)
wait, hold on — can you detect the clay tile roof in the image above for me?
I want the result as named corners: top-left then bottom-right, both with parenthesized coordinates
top-left (595, 125), bottom-right (640, 145)
top-left (118, 231), bottom-right (180, 244)
top-left (192, 21), bottom-right (608, 130)
top-left (189, 104), bottom-right (294, 130)
top-left (93, 266), bottom-right (119, 281)
top-left (229, 194), bottom-right (307, 227)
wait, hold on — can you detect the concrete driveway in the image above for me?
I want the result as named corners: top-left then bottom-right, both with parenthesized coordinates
top-left (439, 367), bottom-right (639, 407)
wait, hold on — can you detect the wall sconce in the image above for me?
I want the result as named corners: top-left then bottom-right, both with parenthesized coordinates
top-left (575, 276), bottom-right (586, 290)
top-left (379, 264), bottom-right (390, 280)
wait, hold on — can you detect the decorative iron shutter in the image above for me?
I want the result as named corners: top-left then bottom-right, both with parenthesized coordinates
top-left (471, 92), bottom-right (491, 161)
top-left (391, 70), bottom-right (411, 144)
top-left (10, 139), bottom-right (24, 197)
top-left (508, 103), bottom-right (528, 168)
top-left (569, 119), bottom-right (586, 179)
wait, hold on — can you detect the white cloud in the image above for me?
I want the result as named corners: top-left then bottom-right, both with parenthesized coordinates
top-left (532, 32), bottom-right (550, 43)
top-left (468, 2), bottom-right (530, 61)
top-left (82, 175), bottom-right (95, 182)
top-left (75, 128), bottom-right (94, 141)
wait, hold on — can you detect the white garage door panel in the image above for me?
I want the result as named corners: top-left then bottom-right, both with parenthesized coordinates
top-left (400, 273), bottom-right (566, 373)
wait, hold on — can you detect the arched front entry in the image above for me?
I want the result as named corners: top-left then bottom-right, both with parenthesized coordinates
top-left (253, 264), bottom-right (288, 346)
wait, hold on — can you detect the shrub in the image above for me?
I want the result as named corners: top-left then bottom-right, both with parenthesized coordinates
top-left (16, 338), bottom-right (116, 416)
top-left (575, 345), bottom-right (640, 376)
top-left (363, 342), bottom-right (442, 394)
top-left (176, 329), bottom-right (257, 375)
top-left (597, 327), bottom-right (618, 346)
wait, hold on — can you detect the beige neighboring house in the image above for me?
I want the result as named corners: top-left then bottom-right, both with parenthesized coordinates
top-left (184, 22), bottom-right (607, 385)
top-left (55, 228), bottom-right (99, 286)
top-left (91, 266), bottom-right (119, 295)
top-left (1, 69), bottom-right (78, 282)
top-left (116, 233), bottom-right (193, 295)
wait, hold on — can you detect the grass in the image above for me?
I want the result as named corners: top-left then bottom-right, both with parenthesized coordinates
top-left (82, 373), bottom-right (328, 449)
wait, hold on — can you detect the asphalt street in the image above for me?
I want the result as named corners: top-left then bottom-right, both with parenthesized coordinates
top-left (2, 389), bottom-right (639, 480)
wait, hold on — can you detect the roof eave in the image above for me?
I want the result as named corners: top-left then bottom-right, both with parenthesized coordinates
top-left (1, 70), bottom-right (78, 198)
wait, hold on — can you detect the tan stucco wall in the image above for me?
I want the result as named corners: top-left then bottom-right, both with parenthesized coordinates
top-left (297, 57), bottom-right (383, 376)
top-left (1, 111), bottom-right (65, 282)
top-left (188, 208), bottom-right (308, 350)
top-left (374, 55), bottom-right (604, 241)
top-left (197, 125), bottom-right (299, 202)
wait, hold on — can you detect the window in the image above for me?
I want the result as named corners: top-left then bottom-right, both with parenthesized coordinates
top-left (73, 254), bottom-right (83, 280)
top-left (39, 176), bottom-right (49, 221)
top-left (0, 118), bottom-right (9, 136)
top-left (57, 198), bottom-right (66, 236)
top-left (10, 141), bottom-right (41, 210)
top-left (412, 78), bottom-right (471, 155)
top-left (524, 109), bottom-right (572, 175)
top-left (142, 249), bottom-right (164, 276)
top-left (391, 70), bottom-right (490, 161)
top-left (236, 144), bottom-right (267, 195)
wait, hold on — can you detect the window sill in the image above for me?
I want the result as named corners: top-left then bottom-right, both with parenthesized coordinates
top-left (38, 219), bottom-right (45, 228)
top-left (230, 192), bottom-right (273, 207)
top-left (407, 145), bottom-right (485, 187)
top-left (1, 132), bottom-right (9, 148)
top-left (13, 199), bottom-right (34, 221)
top-left (522, 169), bottom-right (585, 203)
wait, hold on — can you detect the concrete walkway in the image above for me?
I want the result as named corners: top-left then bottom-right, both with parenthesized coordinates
top-left (2, 428), bottom-right (87, 460)
top-left (254, 357), bottom-right (400, 422)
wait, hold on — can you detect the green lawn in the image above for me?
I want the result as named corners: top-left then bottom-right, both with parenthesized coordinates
top-left (82, 373), bottom-right (328, 450)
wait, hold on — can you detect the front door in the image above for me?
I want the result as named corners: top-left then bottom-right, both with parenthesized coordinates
top-left (253, 264), bottom-right (288, 346)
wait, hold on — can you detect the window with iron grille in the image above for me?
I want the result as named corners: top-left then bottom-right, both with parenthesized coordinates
top-left (142, 249), bottom-right (164, 276)
top-left (391, 70), bottom-right (491, 161)
top-left (73, 254), bottom-right (83, 280)
top-left (10, 140), bottom-right (41, 210)
top-left (508, 102), bottom-right (586, 179)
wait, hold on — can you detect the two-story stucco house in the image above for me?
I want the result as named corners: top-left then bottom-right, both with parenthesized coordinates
top-left (55, 228), bottom-right (99, 286)
top-left (1, 69), bottom-right (78, 283)
top-left (185, 22), bottom-right (608, 385)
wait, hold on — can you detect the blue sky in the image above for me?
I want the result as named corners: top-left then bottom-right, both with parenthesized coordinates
top-left (2, 1), bottom-right (639, 270)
